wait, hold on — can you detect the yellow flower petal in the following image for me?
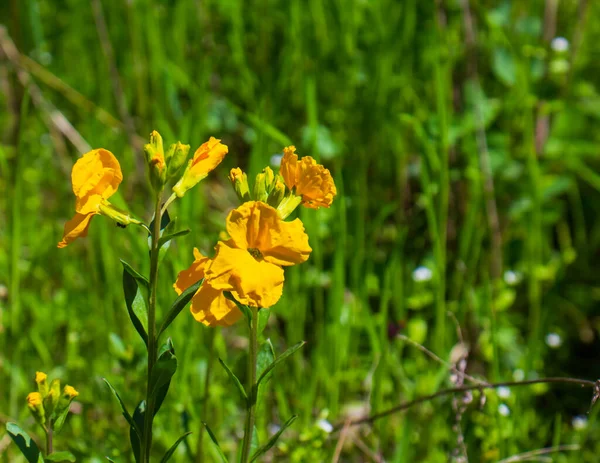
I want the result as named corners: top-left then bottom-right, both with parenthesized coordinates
top-left (190, 281), bottom-right (242, 327)
top-left (226, 201), bottom-right (311, 266)
top-left (57, 212), bottom-right (95, 248)
top-left (206, 242), bottom-right (284, 308)
top-left (72, 149), bottom-right (122, 213)
top-left (279, 146), bottom-right (336, 209)
top-left (173, 248), bottom-right (210, 295)
top-left (190, 137), bottom-right (228, 175)
top-left (27, 392), bottom-right (43, 406)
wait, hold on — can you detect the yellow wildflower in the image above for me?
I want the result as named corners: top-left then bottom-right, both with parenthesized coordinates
top-left (58, 148), bottom-right (132, 248)
top-left (205, 201), bottom-right (311, 308)
top-left (174, 248), bottom-right (241, 327)
top-left (35, 371), bottom-right (48, 396)
top-left (280, 146), bottom-right (336, 209)
top-left (63, 385), bottom-right (79, 400)
top-left (27, 392), bottom-right (43, 407)
top-left (172, 137), bottom-right (228, 197)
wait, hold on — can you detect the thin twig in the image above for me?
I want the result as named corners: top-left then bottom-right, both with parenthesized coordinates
top-left (397, 335), bottom-right (488, 386)
top-left (496, 444), bottom-right (580, 463)
top-left (0, 26), bottom-right (91, 155)
top-left (331, 419), bottom-right (351, 463)
top-left (332, 377), bottom-right (597, 432)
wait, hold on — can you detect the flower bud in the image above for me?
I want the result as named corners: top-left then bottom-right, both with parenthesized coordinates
top-left (98, 200), bottom-right (143, 228)
top-left (144, 130), bottom-right (167, 192)
top-left (267, 177), bottom-right (286, 208)
top-left (43, 379), bottom-right (61, 417)
top-left (253, 167), bottom-right (275, 202)
top-left (35, 371), bottom-right (48, 397)
top-left (229, 168), bottom-right (251, 202)
top-left (276, 194), bottom-right (303, 220)
top-left (166, 142), bottom-right (190, 181)
top-left (58, 385), bottom-right (79, 413)
top-left (27, 392), bottom-right (45, 425)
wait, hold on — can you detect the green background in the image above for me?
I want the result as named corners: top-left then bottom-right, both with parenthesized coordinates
top-left (3, 0), bottom-right (600, 461)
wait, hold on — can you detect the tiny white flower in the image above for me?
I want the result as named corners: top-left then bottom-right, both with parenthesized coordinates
top-left (317, 419), bottom-right (333, 433)
top-left (551, 37), bottom-right (569, 52)
top-left (503, 270), bottom-right (519, 285)
top-left (413, 266), bottom-right (433, 282)
top-left (545, 333), bottom-right (562, 348)
top-left (498, 404), bottom-right (510, 417)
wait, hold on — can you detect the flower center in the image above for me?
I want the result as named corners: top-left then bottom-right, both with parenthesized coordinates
top-left (247, 247), bottom-right (263, 259)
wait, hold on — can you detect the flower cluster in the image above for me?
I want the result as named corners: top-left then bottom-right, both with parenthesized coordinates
top-left (175, 146), bottom-right (336, 326)
top-left (26, 371), bottom-right (79, 426)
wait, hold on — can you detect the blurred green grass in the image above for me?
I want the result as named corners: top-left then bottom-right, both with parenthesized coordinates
top-left (3, 0), bottom-right (600, 461)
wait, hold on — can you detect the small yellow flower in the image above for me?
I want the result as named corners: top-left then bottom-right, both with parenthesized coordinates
top-left (172, 137), bottom-right (228, 198)
top-left (58, 149), bottom-right (123, 248)
top-left (27, 392), bottom-right (43, 407)
top-left (35, 371), bottom-right (48, 396)
top-left (205, 201), bottom-right (311, 308)
top-left (280, 146), bottom-right (336, 209)
top-left (174, 248), bottom-right (241, 327)
top-left (63, 385), bottom-right (79, 400)
top-left (229, 167), bottom-right (251, 202)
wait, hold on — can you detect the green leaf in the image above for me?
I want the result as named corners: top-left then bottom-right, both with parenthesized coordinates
top-left (106, 459), bottom-right (117, 462)
top-left (202, 422), bottom-right (229, 463)
top-left (6, 423), bottom-right (43, 463)
top-left (121, 260), bottom-right (149, 346)
top-left (158, 228), bottom-right (190, 249)
top-left (129, 400), bottom-right (146, 463)
top-left (46, 451), bottom-right (76, 462)
top-left (151, 339), bottom-right (177, 415)
top-left (249, 415), bottom-right (297, 462)
top-left (258, 308), bottom-right (270, 334)
top-left (159, 432), bottom-right (192, 462)
top-left (257, 339), bottom-right (275, 387)
top-left (52, 402), bottom-right (72, 434)
top-left (223, 292), bottom-right (251, 328)
top-left (218, 358), bottom-right (247, 402)
top-left (102, 378), bottom-right (141, 438)
top-left (157, 279), bottom-right (203, 339)
top-left (257, 341), bottom-right (306, 386)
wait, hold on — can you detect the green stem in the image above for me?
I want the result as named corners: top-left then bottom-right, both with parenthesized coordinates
top-left (195, 329), bottom-right (216, 463)
top-left (240, 307), bottom-right (259, 463)
top-left (141, 195), bottom-right (162, 463)
top-left (45, 423), bottom-right (53, 455)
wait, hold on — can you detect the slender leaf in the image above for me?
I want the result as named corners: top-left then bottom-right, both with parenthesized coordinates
top-left (249, 416), bottom-right (298, 462)
top-left (257, 341), bottom-right (306, 386)
top-left (158, 228), bottom-right (190, 248)
top-left (130, 400), bottom-right (146, 463)
top-left (103, 378), bottom-right (141, 438)
top-left (223, 292), bottom-right (251, 328)
top-left (6, 423), bottom-right (43, 463)
top-left (202, 422), bottom-right (229, 463)
top-left (46, 451), bottom-right (76, 462)
top-left (258, 308), bottom-right (270, 334)
top-left (106, 458), bottom-right (117, 462)
top-left (52, 402), bottom-right (72, 434)
top-left (152, 338), bottom-right (177, 415)
top-left (121, 260), bottom-right (149, 346)
top-left (157, 279), bottom-right (203, 339)
top-left (218, 358), bottom-right (247, 402)
top-left (257, 340), bottom-right (275, 388)
top-left (160, 432), bottom-right (192, 462)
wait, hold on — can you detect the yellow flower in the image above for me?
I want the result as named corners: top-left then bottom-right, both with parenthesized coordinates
top-left (27, 392), bottom-right (43, 407)
top-left (35, 371), bottom-right (48, 396)
top-left (58, 149), bottom-right (123, 248)
top-left (280, 146), bottom-right (336, 209)
top-left (174, 248), bottom-right (241, 327)
top-left (63, 385), bottom-right (79, 400)
top-left (205, 201), bottom-right (312, 308)
top-left (172, 137), bottom-right (228, 197)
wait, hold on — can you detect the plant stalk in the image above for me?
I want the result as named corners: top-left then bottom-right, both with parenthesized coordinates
top-left (195, 329), bottom-right (216, 463)
top-left (240, 306), bottom-right (259, 463)
top-left (45, 424), bottom-right (53, 455)
top-left (141, 195), bottom-right (162, 463)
